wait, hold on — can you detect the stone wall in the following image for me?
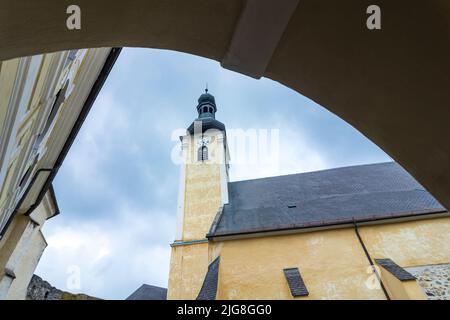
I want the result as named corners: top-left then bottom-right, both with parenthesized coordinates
top-left (26, 275), bottom-right (99, 300)
top-left (406, 264), bottom-right (450, 300)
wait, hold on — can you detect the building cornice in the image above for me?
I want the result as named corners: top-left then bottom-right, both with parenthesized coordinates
top-left (170, 239), bottom-right (209, 247)
top-left (207, 210), bottom-right (449, 242)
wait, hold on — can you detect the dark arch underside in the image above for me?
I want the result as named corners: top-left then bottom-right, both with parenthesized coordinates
top-left (0, 0), bottom-right (449, 209)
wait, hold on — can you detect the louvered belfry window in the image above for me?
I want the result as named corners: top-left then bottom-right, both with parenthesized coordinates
top-left (198, 146), bottom-right (208, 161)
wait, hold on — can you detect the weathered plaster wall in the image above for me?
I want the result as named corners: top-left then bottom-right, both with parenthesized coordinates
top-left (215, 228), bottom-right (386, 300)
top-left (168, 217), bottom-right (450, 300)
top-left (376, 265), bottom-right (426, 300)
top-left (181, 131), bottom-right (225, 241)
top-left (0, 216), bottom-right (29, 269)
top-left (359, 217), bottom-right (450, 267)
top-left (0, 214), bottom-right (42, 299)
top-left (168, 242), bottom-right (209, 300)
top-left (0, 191), bottom-right (57, 299)
top-left (183, 163), bottom-right (221, 240)
top-left (6, 230), bottom-right (46, 299)
top-left (203, 217), bottom-right (450, 300)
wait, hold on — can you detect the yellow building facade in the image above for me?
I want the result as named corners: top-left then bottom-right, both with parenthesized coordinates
top-left (168, 91), bottom-right (450, 300)
top-left (0, 48), bottom-right (120, 299)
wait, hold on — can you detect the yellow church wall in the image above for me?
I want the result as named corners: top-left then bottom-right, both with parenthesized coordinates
top-left (359, 216), bottom-right (450, 267)
top-left (376, 263), bottom-right (426, 300)
top-left (402, 280), bottom-right (428, 299)
top-left (183, 163), bottom-right (222, 240)
top-left (181, 132), bottom-right (225, 241)
top-left (167, 242), bottom-right (209, 300)
top-left (215, 228), bottom-right (386, 300)
top-left (167, 240), bottom-right (224, 300)
top-left (208, 241), bottom-right (223, 262)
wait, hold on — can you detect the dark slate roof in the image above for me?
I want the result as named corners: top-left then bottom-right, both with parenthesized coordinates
top-left (198, 92), bottom-right (216, 105)
top-left (187, 118), bottom-right (225, 134)
top-left (375, 259), bottom-right (416, 281)
top-left (126, 284), bottom-right (167, 300)
top-left (197, 257), bottom-right (220, 300)
top-left (47, 184), bottom-right (60, 220)
top-left (208, 162), bottom-right (446, 237)
top-left (283, 268), bottom-right (309, 297)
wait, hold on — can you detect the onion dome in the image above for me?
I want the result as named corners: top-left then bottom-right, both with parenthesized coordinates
top-left (187, 88), bottom-right (225, 134)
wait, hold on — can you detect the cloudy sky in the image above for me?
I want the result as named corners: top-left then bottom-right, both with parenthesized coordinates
top-left (35, 47), bottom-right (391, 299)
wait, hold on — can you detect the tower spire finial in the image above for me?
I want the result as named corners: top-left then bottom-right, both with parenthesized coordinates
top-left (205, 83), bottom-right (208, 93)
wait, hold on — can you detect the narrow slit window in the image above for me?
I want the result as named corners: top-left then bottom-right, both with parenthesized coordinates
top-left (198, 146), bottom-right (208, 161)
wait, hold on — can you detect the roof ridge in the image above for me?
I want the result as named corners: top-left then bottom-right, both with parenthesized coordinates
top-left (229, 161), bottom-right (396, 185)
top-left (140, 284), bottom-right (167, 290)
top-left (307, 187), bottom-right (428, 201)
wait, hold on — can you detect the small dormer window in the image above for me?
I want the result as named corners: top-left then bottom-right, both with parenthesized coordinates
top-left (198, 146), bottom-right (208, 161)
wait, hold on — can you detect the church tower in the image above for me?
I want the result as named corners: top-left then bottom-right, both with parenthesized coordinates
top-left (168, 90), bottom-right (229, 299)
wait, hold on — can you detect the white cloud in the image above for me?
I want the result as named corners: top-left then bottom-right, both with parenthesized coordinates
top-left (62, 90), bottom-right (133, 191)
top-left (229, 124), bottom-right (328, 182)
top-left (37, 208), bottom-right (176, 300)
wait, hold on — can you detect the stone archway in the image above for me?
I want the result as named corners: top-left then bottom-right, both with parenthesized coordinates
top-left (1, 0), bottom-right (449, 209)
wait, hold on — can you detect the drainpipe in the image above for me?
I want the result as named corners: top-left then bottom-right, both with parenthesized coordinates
top-left (0, 47), bottom-right (122, 239)
top-left (353, 219), bottom-right (390, 300)
top-left (0, 168), bottom-right (55, 239)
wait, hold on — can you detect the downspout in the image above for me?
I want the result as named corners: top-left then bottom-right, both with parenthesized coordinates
top-left (0, 47), bottom-right (122, 239)
top-left (0, 168), bottom-right (54, 239)
top-left (353, 219), bottom-right (390, 300)
top-left (23, 47), bottom-right (122, 218)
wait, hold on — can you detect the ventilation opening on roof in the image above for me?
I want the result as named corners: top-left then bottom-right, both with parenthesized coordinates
top-left (287, 205), bottom-right (297, 208)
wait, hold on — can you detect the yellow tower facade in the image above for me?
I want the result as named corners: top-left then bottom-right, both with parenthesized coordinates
top-left (168, 91), bottom-right (229, 299)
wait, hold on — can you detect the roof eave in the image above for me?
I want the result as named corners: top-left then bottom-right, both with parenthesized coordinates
top-left (207, 210), bottom-right (449, 242)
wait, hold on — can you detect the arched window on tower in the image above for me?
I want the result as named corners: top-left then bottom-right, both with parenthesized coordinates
top-left (198, 146), bottom-right (208, 161)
